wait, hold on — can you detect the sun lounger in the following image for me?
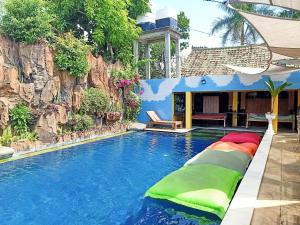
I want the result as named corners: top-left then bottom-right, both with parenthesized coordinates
top-left (146, 111), bottom-right (183, 130)
top-left (246, 113), bottom-right (295, 130)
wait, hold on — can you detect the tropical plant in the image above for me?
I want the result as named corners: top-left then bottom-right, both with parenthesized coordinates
top-left (9, 104), bottom-right (31, 135)
top-left (80, 88), bottom-right (110, 117)
top-left (265, 78), bottom-right (292, 113)
top-left (1, 0), bottom-right (53, 44)
top-left (211, 4), bottom-right (275, 46)
top-left (54, 33), bottom-right (91, 77)
top-left (124, 92), bottom-right (141, 121)
top-left (0, 126), bottom-right (13, 146)
top-left (72, 114), bottom-right (94, 131)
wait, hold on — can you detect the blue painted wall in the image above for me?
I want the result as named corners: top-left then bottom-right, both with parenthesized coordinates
top-left (138, 72), bottom-right (300, 123)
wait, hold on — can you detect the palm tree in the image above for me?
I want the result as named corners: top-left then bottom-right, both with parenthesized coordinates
top-left (211, 4), bottom-right (275, 46)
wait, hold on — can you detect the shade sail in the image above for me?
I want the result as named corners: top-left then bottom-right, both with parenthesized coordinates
top-left (237, 10), bottom-right (300, 58)
top-left (229, 0), bottom-right (300, 11)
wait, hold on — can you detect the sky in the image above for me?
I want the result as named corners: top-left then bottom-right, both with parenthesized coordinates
top-left (152, 0), bottom-right (227, 53)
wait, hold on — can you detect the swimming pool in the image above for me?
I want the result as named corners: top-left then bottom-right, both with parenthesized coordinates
top-left (0, 130), bottom-right (223, 225)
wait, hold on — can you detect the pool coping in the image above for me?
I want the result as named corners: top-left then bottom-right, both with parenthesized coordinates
top-left (221, 132), bottom-right (273, 225)
top-left (0, 131), bottom-right (131, 164)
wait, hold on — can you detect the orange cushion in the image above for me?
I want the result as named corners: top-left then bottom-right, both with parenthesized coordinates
top-left (240, 142), bottom-right (258, 155)
top-left (207, 141), bottom-right (255, 157)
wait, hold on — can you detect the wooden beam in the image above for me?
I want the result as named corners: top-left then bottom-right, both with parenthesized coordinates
top-left (232, 92), bottom-right (238, 127)
top-left (185, 92), bottom-right (192, 129)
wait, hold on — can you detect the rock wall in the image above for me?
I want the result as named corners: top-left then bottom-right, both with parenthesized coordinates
top-left (0, 35), bottom-right (121, 142)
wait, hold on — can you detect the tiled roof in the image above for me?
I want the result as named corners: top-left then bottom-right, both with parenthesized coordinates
top-left (181, 45), bottom-right (271, 76)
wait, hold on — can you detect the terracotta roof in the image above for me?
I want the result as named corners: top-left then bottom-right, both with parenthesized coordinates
top-left (181, 45), bottom-right (271, 76)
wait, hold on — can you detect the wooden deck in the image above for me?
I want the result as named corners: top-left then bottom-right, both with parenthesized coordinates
top-left (251, 133), bottom-right (300, 225)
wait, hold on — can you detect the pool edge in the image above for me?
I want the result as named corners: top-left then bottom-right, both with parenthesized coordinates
top-left (0, 131), bottom-right (132, 164)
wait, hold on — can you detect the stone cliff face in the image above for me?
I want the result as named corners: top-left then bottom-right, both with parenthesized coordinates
top-left (0, 36), bottom-right (120, 142)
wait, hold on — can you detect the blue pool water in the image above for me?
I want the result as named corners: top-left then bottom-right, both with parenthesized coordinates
top-left (0, 130), bottom-right (224, 225)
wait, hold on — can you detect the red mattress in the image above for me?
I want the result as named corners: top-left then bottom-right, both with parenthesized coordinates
top-left (192, 114), bottom-right (226, 120)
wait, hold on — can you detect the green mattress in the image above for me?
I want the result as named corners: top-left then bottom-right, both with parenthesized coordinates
top-left (145, 164), bottom-right (242, 219)
top-left (185, 149), bottom-right (251, 175)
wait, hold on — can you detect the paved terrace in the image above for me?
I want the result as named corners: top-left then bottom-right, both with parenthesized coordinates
top-left (251, 133), bottom-right (300, 225)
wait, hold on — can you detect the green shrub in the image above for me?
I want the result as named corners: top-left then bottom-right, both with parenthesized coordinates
top-left (9, 104), bottom-right (31, 135)
top-left (72, 114), bottom-right (94, 131)
top-left (1, 0), bottom-right (53, 44)
top-left (54, 33), bottom-right (91, 77)
top-left (19, 132), bottom-right (38, 141)
top-left (81, 88), bottom-right (110, 117)
top-left (0, 126), bottom-right (13, 146)
top-left (124, 92), bottom-right (141, 121)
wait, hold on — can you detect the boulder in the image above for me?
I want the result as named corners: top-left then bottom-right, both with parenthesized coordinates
top-left (127, 122), bottom-right (147, 131)
top-left (19, 83), bottom-right (35, 103)
top-left (0, 97), bottom-right (11, 128)
top-left (55, 105), bottom-right (68, 125)
top-left (35, 113), bottom-right (58, 143)
top-left (0, 146), bottom-right (14, 159)
top-left (58, 70), bottom-right (76, 106)
top-left (72, 85), bottom-right (84, 111)
top-left (40, 77), bottom-right (60, 105)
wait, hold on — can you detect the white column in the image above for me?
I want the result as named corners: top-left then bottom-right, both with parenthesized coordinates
top-left (175, 38), bottom-right (181, 78)
top-left (164, 32), bottom-right (171, 78)
top-left (145, 43), bottom-right (151, 80)
top-left (133, 40), bottom-right (139, 74)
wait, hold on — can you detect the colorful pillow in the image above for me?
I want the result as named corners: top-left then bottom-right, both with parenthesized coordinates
top-left (220, 132), bottom-right (261, 145)
top-left (239, 142), bottom-right (259, 155)
top-left (185, 149), bottom-right (251, 175)
top-left (145, 164), bottom-right (242, 219)
top-left (208, 141), bottom-right (255, 157)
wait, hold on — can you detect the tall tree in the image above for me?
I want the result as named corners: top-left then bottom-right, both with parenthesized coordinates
top-left (211, 4), bottom-right (275, 46)
top-left (127, 0), bottom-right (151, 19)
top-left (177, 11), bottom-right (190, 50)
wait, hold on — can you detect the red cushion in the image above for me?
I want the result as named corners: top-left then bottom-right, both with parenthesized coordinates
top-left (220, 132), bottom-right (261, 145)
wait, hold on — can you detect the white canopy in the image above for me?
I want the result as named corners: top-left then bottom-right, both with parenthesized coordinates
top-left (229, 0), bottom-right (300, 11)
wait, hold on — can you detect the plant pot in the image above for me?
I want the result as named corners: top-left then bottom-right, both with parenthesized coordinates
top-left (265, 113), bottom-right (276, 135)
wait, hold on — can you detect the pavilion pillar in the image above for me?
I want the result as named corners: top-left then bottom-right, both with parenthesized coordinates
top-left (133, 40), bottom-right (139, 74)
top-left (175, 39), bottom-right (181, 78)
top-left (145, 44), bottom-right (151, 80)
top-left (165, 32), bottom-right (171, 78)
top-left (272, 95), bottom-right (279, 134)
top-left (185, 92), bottom-right (192, 129)
top-left (232, 91), bottom-right (238, 127)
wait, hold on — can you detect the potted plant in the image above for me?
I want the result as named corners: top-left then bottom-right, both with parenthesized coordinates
top-left (106, 102), bottom-right (122, 123)
top-left (265, 78), bottom-right (291, 134)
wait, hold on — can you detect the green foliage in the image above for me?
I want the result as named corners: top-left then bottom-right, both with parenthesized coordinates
top-left (85, 0), bottom-right (141, 62)
top-left (211, 4), bottom-right (275, 46)
top-left (108, 101), bottom-right (122, 113)
top-left (81, 88), bottom-right (110, 116)
top-left (54, 33), bottom-right (91, 77)
top-left (72, 114), bottom-right (94, 131)
top-left (177, 11), bottom-right (190, 50)
top-left (1, 0), bottom-right (53, 44)
top-left (265, 78), bottom-right (292, 112)
top-left (18, 132), bottom-right (38, 141)
top-left (0, 126), bottom-right (37, 146)
top-left (0, 126), bottom-right (13, 146)
top-left (127, 0), bottom-right (151, 19)
top-left (124, 92), bottom-right (141, 121)
top-left (9, 104), bottom-right (31, 135)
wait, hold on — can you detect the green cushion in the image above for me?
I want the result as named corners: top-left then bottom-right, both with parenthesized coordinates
top-left (185, 150), bottom-right (251, 175)
top-left (145, 164), bottom-right (242, 219)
